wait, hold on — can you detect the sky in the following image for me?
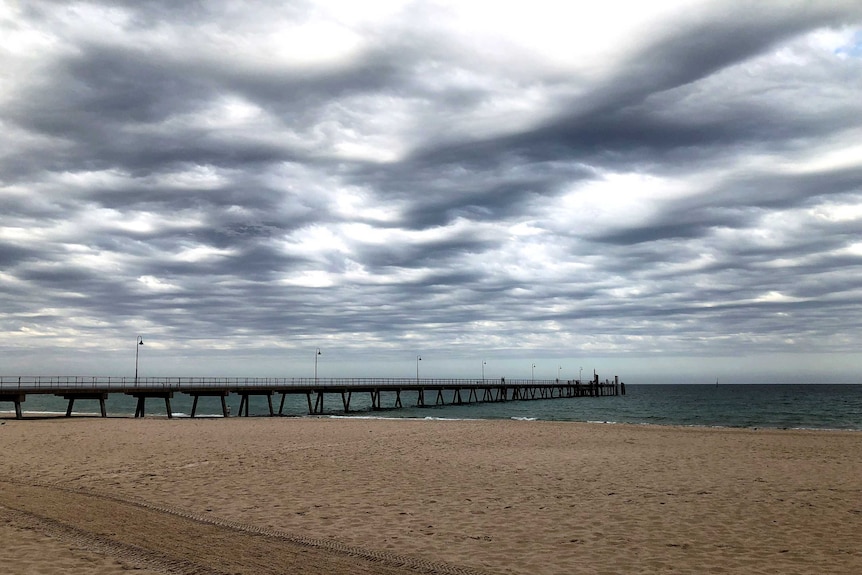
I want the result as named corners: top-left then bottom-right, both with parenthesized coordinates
top-left (2, 1), bottom-right (862, 384)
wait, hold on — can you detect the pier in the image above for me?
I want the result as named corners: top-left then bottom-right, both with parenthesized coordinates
top-left (0, 375), bottom-right (624, 419)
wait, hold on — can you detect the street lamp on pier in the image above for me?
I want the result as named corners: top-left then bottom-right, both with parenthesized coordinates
top-left (314, 348), bottom-right (321, 382)
top-left (558, 365), bottom-right (562, 381)
top-left (579, 366), bottom-right (583, 383)
top-left (482, 359), bottom-right (486, 382)
top-left (135, 336), bottom-right (144, 386)
top-left (416, 355), bottom-right (422, 381)
top-left (531, 363), bottom-right (536, 383)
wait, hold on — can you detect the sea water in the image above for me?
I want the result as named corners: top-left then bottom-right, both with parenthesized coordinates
top-left (5, 384), bottom-right (862, 430)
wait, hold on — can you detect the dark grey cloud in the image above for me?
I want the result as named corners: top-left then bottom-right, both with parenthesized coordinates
top-left (1, 1), bottom-right (861, 381)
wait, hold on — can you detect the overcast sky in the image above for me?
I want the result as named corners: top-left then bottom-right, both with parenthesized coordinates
top-left (2, 1), bottom-right (861, 383)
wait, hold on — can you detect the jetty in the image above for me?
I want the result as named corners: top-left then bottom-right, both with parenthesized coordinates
top-left (0, 375), bottom-right (624, 419)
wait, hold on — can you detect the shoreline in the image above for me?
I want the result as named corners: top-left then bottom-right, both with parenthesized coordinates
top-left (3, 408), bottom-right (862, 433)
top-left (2, 417), bottom-right (861, 573)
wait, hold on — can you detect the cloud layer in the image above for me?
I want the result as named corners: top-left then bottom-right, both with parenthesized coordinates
top-left (2, 1), bottom-right (861, 381)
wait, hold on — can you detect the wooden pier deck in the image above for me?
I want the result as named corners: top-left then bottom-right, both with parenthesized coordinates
top-left (0, 375), bottom-right (624, 419)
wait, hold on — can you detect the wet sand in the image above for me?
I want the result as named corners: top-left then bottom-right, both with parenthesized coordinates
top-left (1, 416), bottom-right (860, 574)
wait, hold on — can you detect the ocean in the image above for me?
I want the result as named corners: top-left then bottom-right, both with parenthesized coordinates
top-left (4, 384), bottom-right (861, 430)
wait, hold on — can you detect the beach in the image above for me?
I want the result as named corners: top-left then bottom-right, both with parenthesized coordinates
top-left (1, 416), bottom-right (860, 574)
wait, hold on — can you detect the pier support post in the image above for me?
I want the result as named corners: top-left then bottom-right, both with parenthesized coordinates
top-left (237, 391), bottom-right (274, 416)
top-left (59, 393), bottom-right (108, 418)
top-left (127, 392), bottom-right (173, 418)
top-left (186, 391), bottom-right (230, 418)
top-left (1, 393), bottom-right (25, 419)
top-left (307, 391), bottom-right (324, 414)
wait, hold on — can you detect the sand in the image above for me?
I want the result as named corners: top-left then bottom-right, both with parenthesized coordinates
top-left (0, 416), bottom-right (860, 574)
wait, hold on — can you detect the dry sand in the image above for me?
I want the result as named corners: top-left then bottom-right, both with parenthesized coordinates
top-left (1, 416), bottom-right (860, 574)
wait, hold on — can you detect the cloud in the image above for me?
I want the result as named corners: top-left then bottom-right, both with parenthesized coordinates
top-left (1, 1), bottom-right (861, 382)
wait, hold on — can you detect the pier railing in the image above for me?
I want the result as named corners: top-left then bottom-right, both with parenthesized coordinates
top-left (0, 375), bottom-right (591, 393)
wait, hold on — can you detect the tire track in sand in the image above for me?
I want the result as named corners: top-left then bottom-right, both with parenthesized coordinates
top-left (0, 480), bottom-right (492, 575)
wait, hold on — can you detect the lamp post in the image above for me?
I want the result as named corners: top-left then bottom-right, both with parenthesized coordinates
top-left (579, 366), bottom-right (583, 384)
top-left (314, 348), bottom-right (321, 382)
top-left (416, 355), bottom-right (422, 382)
top-left (482, 359), bottom-right (486, 382)
top-left (531, 363), bottom-right (536, 383)
top-left (135, 335), bottom-right (144, 386)
top-left (558, 365), bottom-right (562, 382)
